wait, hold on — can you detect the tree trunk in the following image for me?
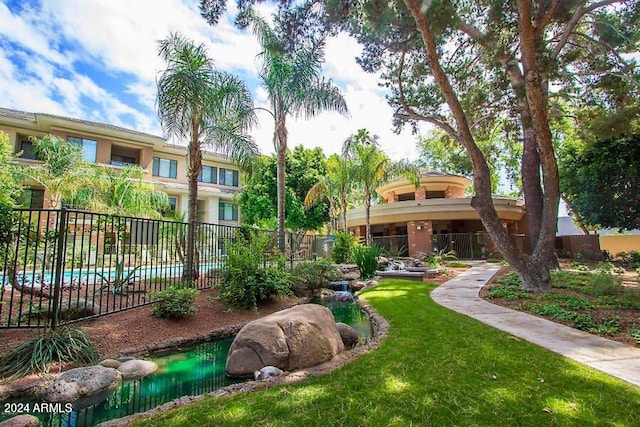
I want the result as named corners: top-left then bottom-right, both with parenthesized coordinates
top-left (275, 115), bottom-right (288, 252)
top-left (341, 193), bottom-right (348, 233)
top-left (184, 125), bottom-right (202, 282)
top-left (365, 190), bottom-right (372, 246)
top-left (404, 0), bottom-right (553, 292)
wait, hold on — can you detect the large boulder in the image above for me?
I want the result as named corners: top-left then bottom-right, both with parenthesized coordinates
top-left (335, 322), bottom-right (359, 349)
top-left (117, 359), bottom-right (158, 380)
top-left (0, 414), bottom-right (41, 426)
top-left (226, 304), bottom-right (344, 377)
top-left (41, 366), bottom-right (122, 405)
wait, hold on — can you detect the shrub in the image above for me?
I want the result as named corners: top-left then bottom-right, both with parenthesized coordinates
top-left (447, 261), bottom-right (470, 268)
top-left (588, 271), bottom-right (623, 296)
top-left (217, 231), bottom-right (292, 310)
top-left (485, 287), bottom-right (531, 300)
top-left (424, 250), bottom-right (457, 267)
top-left (495, 270), bottom-right (522, 287)
top-left (292, 259), bottom-right (343, 298)
top-left (332, 232), bottom-right (355, 264)
top-left (351, 244), bottom-right (382, 279)
top-left (150, 286), bottom-right (199, 318)
top-left (0, 327), bottom-right (100, 380)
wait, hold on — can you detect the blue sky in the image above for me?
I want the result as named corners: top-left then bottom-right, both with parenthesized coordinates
top-left (0, 0), bottom-right (422, 160)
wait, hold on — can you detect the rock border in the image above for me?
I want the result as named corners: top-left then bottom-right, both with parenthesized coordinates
top-left (96, 297), bottom-right (389, 427)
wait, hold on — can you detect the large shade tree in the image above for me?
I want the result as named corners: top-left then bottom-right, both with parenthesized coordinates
top-left (156, 32), bottom-right (258, 281)
top-left (201, 0), bottom-right (639, 291)
top-left (238, 145), bottom-right (330, 233)
top-left (559, 134), bottom-right (640, 231)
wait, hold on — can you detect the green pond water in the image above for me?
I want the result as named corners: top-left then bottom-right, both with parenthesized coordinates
top-left (1, 301), bottom-right (372, 427)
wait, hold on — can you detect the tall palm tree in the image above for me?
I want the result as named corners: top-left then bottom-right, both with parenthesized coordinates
top-left (156, 32), bottom-right (258, 281)
top-left (343, 129), bottom-right (419, 246)
top-left (304, 154), bottom-right (352, 233)
top-left (249, 13), bottom-right (349, 251)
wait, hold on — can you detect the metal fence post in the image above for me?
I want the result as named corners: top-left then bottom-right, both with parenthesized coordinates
top-left (50, 208), bottom-right (67, 331)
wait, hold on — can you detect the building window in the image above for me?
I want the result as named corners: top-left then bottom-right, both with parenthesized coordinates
top-left (18, 189), bottom-right (45, 209)
top-left (197, 199), bottom-right (206, 222)
top-left (162, 196), bottom-right (177, 215)
top-left (67, 137), bottom-right (98, 163)
top-left (18, 139), bottom-right (39, 160)
top-left (198, 166), bottom-right (217, 184)
top-left (219, 202), bottom-right (238, 221)
top-left (152, 157), bottom-right (177, 179)
top-left (219, 168), bottom-right (239, 187)
top-left (426, 191), bottom-right (446, 199)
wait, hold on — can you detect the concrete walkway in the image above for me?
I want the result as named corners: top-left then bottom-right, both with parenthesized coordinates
top-left (431, 262), bottom-right (640, 388)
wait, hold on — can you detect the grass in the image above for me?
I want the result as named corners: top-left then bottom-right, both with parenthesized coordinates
top-left (133, 279), bottom-right (640, 426)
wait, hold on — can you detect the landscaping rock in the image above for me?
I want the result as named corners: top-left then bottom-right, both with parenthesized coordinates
top-left (117, 356), bottom-right (136, 362)
top-left (98, 359), bottom-right (122, 369)
top-left (350, 280), bottom-right (367, 292)
top-left (254, 366), bottom-right (284, 380)
top-left (117, 359), bottom-right (158, 380)
top-left (226, 304), bottom-right (344, 378)
top-left (0, 414), bottom-right (41, 426)
top-left (41, 366), bottom-right (122, 404)
top-left (336, 322), bottom-right (359, 349)
top-left (342, 271), bottom-right (360, 281)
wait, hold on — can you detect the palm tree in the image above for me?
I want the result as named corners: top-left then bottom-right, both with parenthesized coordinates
top-left (249, 13), bottom-right (348, 251)
top-left (343, 129), bottom-right (419, 246)
top-left (156, 32), bottom-right (258, 281)
top-left (76, 165), bottom-right (169, 218)
top-left (19, 135), bottom-right (94, 209)
top-left (304, 154), bottom-right (352, 232)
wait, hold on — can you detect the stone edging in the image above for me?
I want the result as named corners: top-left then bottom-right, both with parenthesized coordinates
top-left (96, 298), bottom-right (389, 427)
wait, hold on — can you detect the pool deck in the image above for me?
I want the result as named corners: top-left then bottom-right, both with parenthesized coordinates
top-left (431, 262), bottom-right (640, 388)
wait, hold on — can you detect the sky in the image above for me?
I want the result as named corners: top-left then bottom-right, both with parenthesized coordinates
top-left (0, 0), bottom-right (423, 161)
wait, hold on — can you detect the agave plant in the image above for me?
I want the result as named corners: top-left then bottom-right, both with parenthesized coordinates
top-left (95, 259), bottom-right (140, 295)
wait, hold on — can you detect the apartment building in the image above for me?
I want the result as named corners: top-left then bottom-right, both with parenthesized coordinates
top-left (0, 107), bottom-right (241, 225)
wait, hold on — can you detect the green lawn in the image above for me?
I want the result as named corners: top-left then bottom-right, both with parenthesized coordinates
top-left (134, 279), bottom-right (640, 426)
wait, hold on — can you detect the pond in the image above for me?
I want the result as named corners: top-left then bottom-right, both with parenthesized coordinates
top-left (1, 301), bottom-right (372, 427)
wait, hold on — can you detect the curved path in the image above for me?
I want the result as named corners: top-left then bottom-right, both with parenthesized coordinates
top-left (431, 262), bottom-right (640, 387)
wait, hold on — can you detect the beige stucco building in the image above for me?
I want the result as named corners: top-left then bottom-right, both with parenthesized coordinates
top-left (347, 171), bottom-right (527, 258)
top-left (0, 107), bottom-right (241, 226)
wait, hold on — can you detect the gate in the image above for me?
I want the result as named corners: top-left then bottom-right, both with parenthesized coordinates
top-left (432, 232), bottom-right (485, 259)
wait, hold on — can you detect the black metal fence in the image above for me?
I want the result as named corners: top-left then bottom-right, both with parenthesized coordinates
top-left (0, 208), bottom-right (328, 329)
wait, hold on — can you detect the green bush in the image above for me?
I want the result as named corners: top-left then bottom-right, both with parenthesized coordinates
top-left (150, 286), bottom-right (199, 318)
top-left (0, 327), bottom-right (100, 380)
top-left (495, 270), bottom-right (522, 287)
top-left (424, 250), bottom-right (457, 267)
top-left (292, 259), bottom-right (342, 298)
top-left (352, 244), bottom-right (382, 279)
top-left (217, 231), bottom-right (292, 310)
top-left (588, 271), bottom-right (623, 296)
top-left (332, 232), bottom-right (356, 264)
top-left (485, 286), bottom-right (531, 300)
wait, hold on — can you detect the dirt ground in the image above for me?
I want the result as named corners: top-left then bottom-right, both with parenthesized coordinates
top-left (0, 289), bottom-right (298, 359)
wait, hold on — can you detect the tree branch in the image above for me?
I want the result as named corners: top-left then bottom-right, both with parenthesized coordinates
top-left (395, 47), bottom-right (461, 141)
top-left (551, 0), bottom-right (623, 60)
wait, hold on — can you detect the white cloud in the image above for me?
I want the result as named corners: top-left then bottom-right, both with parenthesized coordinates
top-left (0, 0), bottom-right (422, 161)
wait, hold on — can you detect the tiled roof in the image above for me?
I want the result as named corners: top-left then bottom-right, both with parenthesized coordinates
top-left (0, 107), bottom-right (35, 121)
top-left (0, 107), bottom-right (163, 140)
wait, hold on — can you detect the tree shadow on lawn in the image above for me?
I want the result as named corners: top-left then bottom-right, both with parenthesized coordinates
top-left (135, 279), bottom-right (640, 427)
